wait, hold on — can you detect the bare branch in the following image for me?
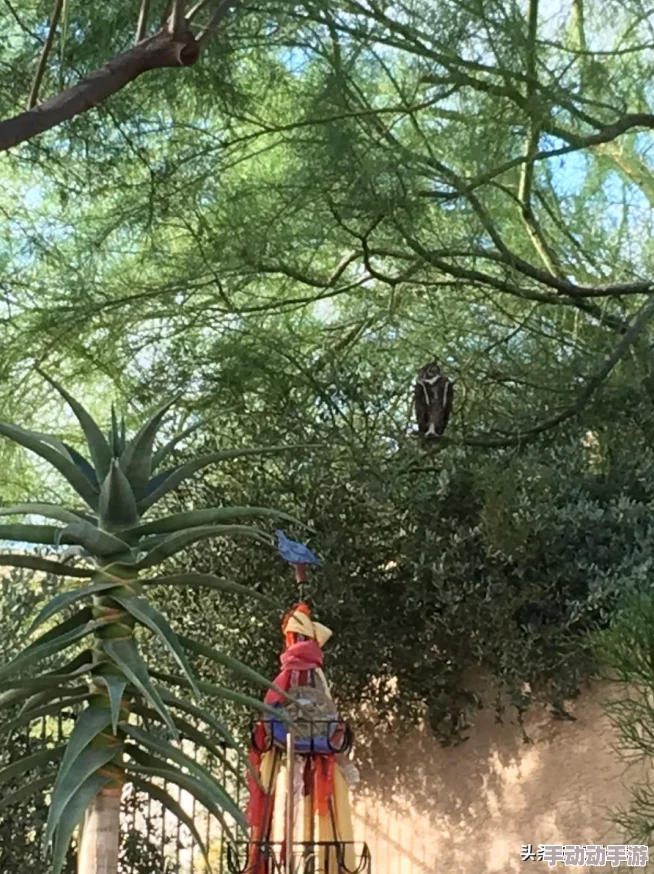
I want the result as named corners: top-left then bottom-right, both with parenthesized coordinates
top-left (186, 0), bottom-right (212, 22)
top-left (327, 251), bottom-right (358, 286)
top-left (27, 0), bottom-right (64, 109)
top-left (4, 0), bottom-right (42, 43)
top-left (460, 294), bottom-right (654, 447)
top-left (398, 227), bottom-right (653, 300)
top-left (135, 0), bottom-right (151, 44)
top-left (516, 0), bottom-right (564, 277)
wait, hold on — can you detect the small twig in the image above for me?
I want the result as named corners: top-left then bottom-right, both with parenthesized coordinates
top-left (465, 294), bottom-right (654, 447)
top-left (4, 0), bottom-right (43, 43)
top-left (135, 0), bottom-right (151, 44)
top-left (186, 0), bottom-right (212, 22)
top-left (27, 0), bottom-right (64, 109)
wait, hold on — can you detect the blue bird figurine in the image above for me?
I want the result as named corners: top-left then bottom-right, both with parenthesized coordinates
top-left (275, 529), bottom-right (321, 583)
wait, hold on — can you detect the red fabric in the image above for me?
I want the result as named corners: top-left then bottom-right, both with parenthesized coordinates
top-left (246, 722), bottom-right (268, 827)
top-left (264, 639), bottom-right (324, 706)
top-left (314, 755), bottom-right (335, 817)
top-left (247, 640), bottom-right (324, 826)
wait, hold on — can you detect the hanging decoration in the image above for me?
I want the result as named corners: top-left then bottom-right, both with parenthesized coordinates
top-left (228, 533), bottom-right (371, 874)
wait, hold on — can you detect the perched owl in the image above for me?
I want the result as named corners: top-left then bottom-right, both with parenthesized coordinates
top-left (414, 361), bottom-right (453, 439)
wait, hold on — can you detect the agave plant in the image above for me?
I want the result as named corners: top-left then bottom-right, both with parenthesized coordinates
top-left (0, 378), bottom-right (305, 874)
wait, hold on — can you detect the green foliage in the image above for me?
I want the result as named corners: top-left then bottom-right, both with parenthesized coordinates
top-left (141, 349), bottom-right (654, 769)
top-left (595, 593), bottom-right (654, 844)
top-left (0, 382), bottom-right (305, 872)
top-left (1, 0), bottom-right (654, 827)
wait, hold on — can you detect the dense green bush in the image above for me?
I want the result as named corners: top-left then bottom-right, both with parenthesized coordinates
top-left (155, 404), bottom-right (654, 760)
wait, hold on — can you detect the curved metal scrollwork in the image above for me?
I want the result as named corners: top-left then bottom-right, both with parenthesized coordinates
top-left (227, 840), bottom-right (371, 874)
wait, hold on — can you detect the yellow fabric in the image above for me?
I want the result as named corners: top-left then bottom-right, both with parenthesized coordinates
top-left (285, 611), bottom-right (315, 638)
top-left (313, 621), bottom-right (333, 648)
top-left (310, 763), bottom-right (357, 873)
top-left (284, 611), bottom-right (333, 648)
top-left (314, 667), bottom-right (332, 698)
top-left (333, 765), bottom-right (356, 861)
top-left (268, 759), bottom-right (356, 873)
top-left (259, 750), bottom-right (279, 793)
top-left (302, 786), bottom-right (312, 842)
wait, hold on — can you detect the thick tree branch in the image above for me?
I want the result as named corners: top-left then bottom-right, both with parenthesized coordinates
top-left (0, 28), bottom-right (201, 154)
top-left (27, 0), bottom-right (64, 109)
top-left (0, 0), bottom-right (245, 154)
top-left (170, 0), bottom-right (187, 35)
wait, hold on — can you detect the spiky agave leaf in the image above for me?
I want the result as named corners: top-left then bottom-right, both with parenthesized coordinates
top-left (119, 396), bottom-right (179, 501)
top-left (0, 420), bottom-right (99, 508)
top-left (0, 554), bottom-right (93, 578)
top-left (0, 381), bottom-right (318, 870)
top-left (39, 372), bottom-right (113, 482)
top-left (98, 459), bottom-right (139, 531)
top-left (138, 444), bottom-right (321, 514)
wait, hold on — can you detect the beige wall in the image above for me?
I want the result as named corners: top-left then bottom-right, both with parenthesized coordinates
top-left (351, 687), bottom-right (649, 873)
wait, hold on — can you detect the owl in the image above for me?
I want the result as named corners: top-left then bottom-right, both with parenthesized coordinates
top-left (414, 361), bottom-right (453, 439)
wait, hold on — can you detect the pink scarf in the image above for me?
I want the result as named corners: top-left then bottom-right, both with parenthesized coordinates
top-left (264, 639), bottom-right (323, 705)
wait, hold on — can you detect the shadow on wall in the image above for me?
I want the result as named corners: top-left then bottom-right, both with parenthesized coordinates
top-left (349, 684), bottom-right (647, 874)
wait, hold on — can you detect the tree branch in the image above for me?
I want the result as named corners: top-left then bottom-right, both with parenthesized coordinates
top-left (135, 0), bottom-right (151, 44)
top-left (517, 0), bottom-right (564, 277)
top-left (187, 0), bottom-right (213, 21)
top-left (27, 0), bottom-right (64, 109)
top-left (197, 0), bottom-right (238, 48)
top-left (0, 29), bottom-right (201, 154)
top-left (397, 216), bottom-right (653, 300)
top-left (459, 295), bottom-right (654, 447)
top-left (0, 0), bottom-right (245, 153)
top-left (170, 0), bottom-right (187, 35)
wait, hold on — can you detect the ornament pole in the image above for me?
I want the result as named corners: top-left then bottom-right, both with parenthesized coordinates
top-left (294, 562), bottom-right (307, 604)
top-left (285, 724), bottom-right (295, 874)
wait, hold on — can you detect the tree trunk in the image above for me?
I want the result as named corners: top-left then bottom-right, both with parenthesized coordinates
top-left (77, 789), bottom-right (122, 874)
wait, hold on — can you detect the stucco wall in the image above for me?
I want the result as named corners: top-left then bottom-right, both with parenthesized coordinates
top-left (350, 686), bottom-right (649, 873)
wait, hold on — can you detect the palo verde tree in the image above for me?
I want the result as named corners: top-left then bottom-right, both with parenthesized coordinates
top-left (5, 0), bottom-right (654, 455)
top-left (0, 375), bottom-right (306, 874)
